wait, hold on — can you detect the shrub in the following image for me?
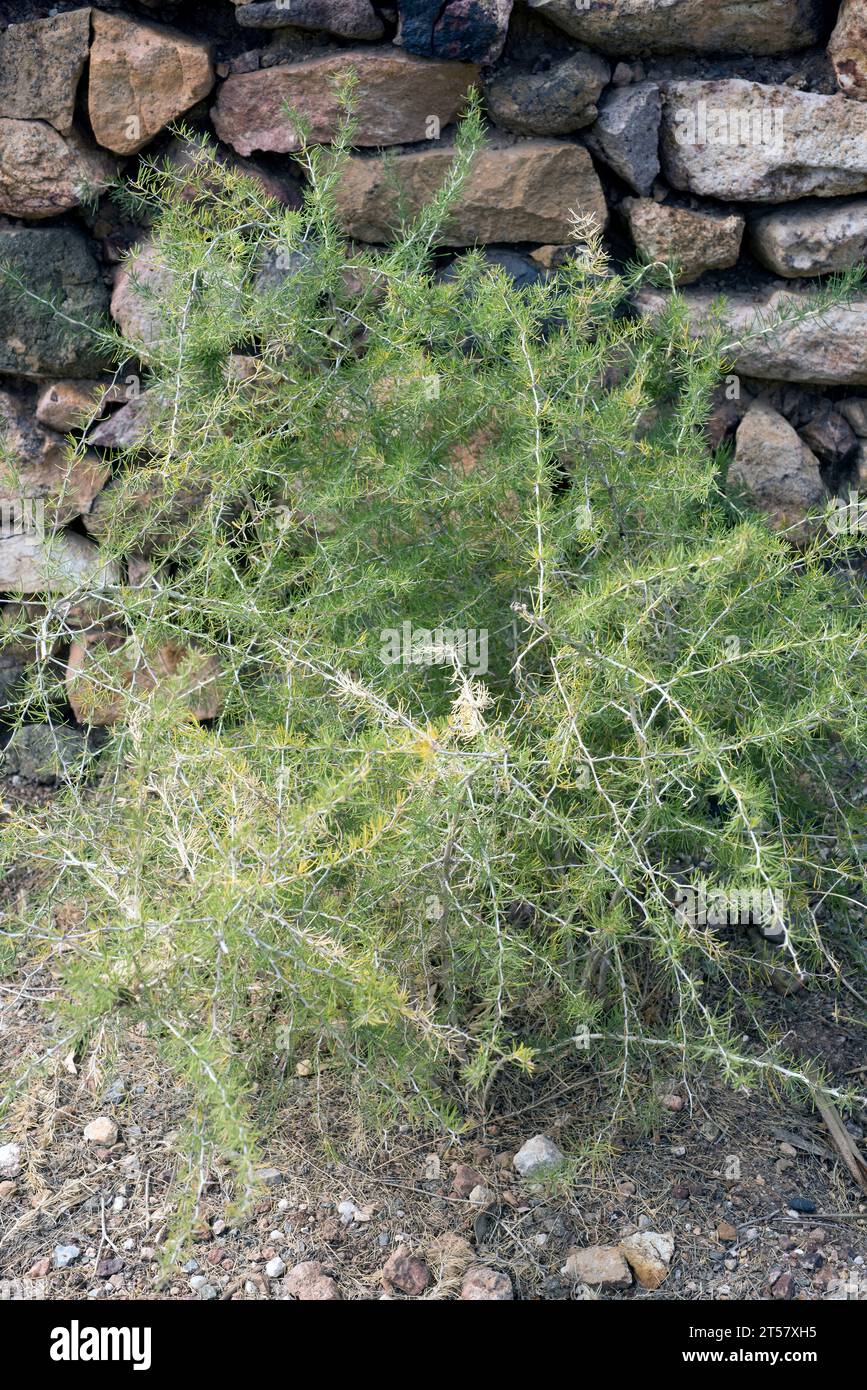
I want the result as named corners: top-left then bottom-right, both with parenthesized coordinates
top-left (2, 96), bottom-right (866, 1239)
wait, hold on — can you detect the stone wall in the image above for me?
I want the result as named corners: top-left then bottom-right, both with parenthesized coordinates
top-left (1, 0), bottom-right (867, 752)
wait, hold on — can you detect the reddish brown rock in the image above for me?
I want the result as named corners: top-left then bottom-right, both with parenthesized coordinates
top-left (211, 50), bottom-right (477, 156)
top-left (451, 1163), bottom-right (485, 1197)
top-left (771, 1270), bottom-right (795, 1299)
top-left (0, 9), bottom-right (91, 135)
top-left (110, 242), bottom-right (175, 355)
top-left (336, 140), bottom-right (607, 245)
top-left (83, 467), bottom-right (213, 555)
top-left (163, 136), bottom-right (303, 209)
top-left (830, 0), bottom-right (867, 102)
top-left (89, 11), bottom-right (214, 156)
top-left (36, 381), bottom-right (115, 434)
top-left (0, 388), bottom-right (109, 525)
top-left (66, 630), bottom-right (223, 726)
top-left (284, 1260), bottom-right (342, 1300)
top-left (0, 121), bottom-right (115, 219)
top-left (381, 1245), bottom-right (430, 1296)
top-left (460, 1266), bottom-right (514, 1299)
top-left (704, 390), bottom-right (749, 451)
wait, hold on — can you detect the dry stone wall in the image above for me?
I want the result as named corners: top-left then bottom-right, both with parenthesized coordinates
top-left (0, 0), bottom-right (866, 764)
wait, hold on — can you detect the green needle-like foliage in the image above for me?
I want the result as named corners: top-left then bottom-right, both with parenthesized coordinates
top-left (2, 93), bottom-right (866, 1237)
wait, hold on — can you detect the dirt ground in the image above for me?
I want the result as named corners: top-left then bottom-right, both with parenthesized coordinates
top-left (2, 783), bottom-right (866, 1303)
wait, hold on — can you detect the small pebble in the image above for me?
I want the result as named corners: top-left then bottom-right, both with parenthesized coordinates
top-left (54, 1245), bottom-right (81, 1269)
top-left (83, 1117), bottom-right (118, 1147)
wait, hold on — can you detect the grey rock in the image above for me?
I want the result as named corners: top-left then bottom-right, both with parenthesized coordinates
top-left (88, 394), bottom-right (156, 450)
top-left (586, 83), bottom-right (661, 196)
top-left (840, 399), bottom-right (867, 437)
top-left (485, 49), bottom-right (610, 135)
top-left (397, 0), bottom-right (513, 64)
top-left (660, 80), bottom-right (867, 202)
top-left (0, 1142), bottom-right (21, 1179)
top-left (635, 282), bottom-right (867, 386)
top-left (53, 1244), bottom-right (82, 1269)
top-left (235, 0), bottom-right (384, 39)
top-left (0, 608), bottom-right (38, 713)
top-left (0, 229), bottom-right (110, 380)
top-left (468, 1184), bottom-right (496, 1206)
top-left (799, 400), bottom-right (858, 466)
top-left (0, 530), bottom-right (119, 595)
top-left (730, 401), bottom-right (827, 544)
top-left (0, 9), bottom-right (91, 135)
top-left (2, 725), bottom-right (90, 785)
top-left (265, 1256), bottom-right (286, 1278)
top-left (256, 1166), bottom-right (283, 1187)
top-left (439, 248), bottom-right (544, 290)
top-left (0, 658), bottom-right (25, 717)
top-left (513, 1133), bottom-right (564, 1177)
top-left (750, 198), bottom-right (867, 278)
top-left (524, 0), bottom-right (826, 55)
top-left (255, 245), bottom-right (318, 296)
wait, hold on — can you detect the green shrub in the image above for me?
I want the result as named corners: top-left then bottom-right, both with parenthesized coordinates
top-left (2, 97), bottom-right (866, 1238)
